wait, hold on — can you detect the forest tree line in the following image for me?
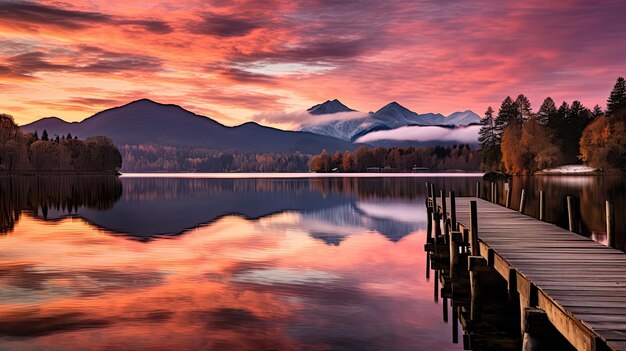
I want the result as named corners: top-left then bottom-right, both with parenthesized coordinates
top-left (479, 77), bottom-right (626, 174)
top-left (0, 114), bottom-right (122, 173)
top-left (120, 144), bottom-right (311, 172)
top-left (309, 144), bottom-right (480, 172)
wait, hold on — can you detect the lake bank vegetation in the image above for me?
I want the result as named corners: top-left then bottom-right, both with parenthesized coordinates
top-left (309, 144), bottom-right (480, 173)
top-left (120, 145), bottom-right (311, 172)
top-left (479, 77), bottom-right (626, 174)
top-left (0, 114), bottom-right (122, 174)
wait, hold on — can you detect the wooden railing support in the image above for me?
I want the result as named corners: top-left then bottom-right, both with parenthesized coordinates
top-left (470, 200), bottom-right (479, 256)
top-left (449, 191), bottom-right (457, 232)
top-left (539, 190), bottom-right (544, 221)
top-left (567, 196), bottom-right (574, 232)
top-left (606, 201), bottom-right (615, 248)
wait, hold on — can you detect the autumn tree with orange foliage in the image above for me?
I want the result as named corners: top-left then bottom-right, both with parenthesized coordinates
top-left (579, 77), bottom-right (626, 170)
top-left (500, 124), bottom-right (524, 174)
top-left (501, 117), bottom-right (561, 174)
top-left (521, 117), bottom-right (561, 172)
top-left (579, 115), bottom-right (626, 170)
top-left (309, 145), bottom-right (480, 172)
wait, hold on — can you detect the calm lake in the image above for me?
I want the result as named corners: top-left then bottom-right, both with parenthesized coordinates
top-left (0, 174), bottom-right (623, 350)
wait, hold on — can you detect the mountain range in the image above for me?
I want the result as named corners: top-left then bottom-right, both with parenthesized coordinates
top-left (300, 99), bottom-right (480, 141)
top-left (20, 98), bottom-right (481, 157)
top-left (21, 99), bottom-right (355, 154)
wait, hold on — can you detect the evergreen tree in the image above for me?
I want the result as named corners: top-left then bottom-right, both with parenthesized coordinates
top-left (67, 133), bottom-right (73, 139)
top-left (478, 106), bottom-right (500, 170)
top-left (553, 101), bottom-right (570, 130)
top-left (495, 96), bottom-right (518, 137)
top-left (537, 97), bottom-right (557, 126)
top-left (515, 94), bottom-right (532, 122)
top-left (592, 104), bottom-right (603, 117)
top-left (34, 131), bottom-right (39, 140)
top-left (557, 101), bottom-right (591, 163)
top-left (41, 130), bottom-right (49, 141)
top-left (569, 101), bottom-right (591, 123)
top-left (607, 77), bottom-right (626, 116)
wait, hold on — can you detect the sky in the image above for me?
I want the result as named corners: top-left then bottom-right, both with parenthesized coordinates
top-left (1, 0), bottom-right (625, 128)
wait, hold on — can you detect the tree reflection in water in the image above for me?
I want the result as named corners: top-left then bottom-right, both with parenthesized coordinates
top-left (0, 176), bottom-right (122, 233)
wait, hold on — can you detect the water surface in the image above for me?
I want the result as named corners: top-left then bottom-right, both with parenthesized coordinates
top-left (1, 176), bottom-right (478, 351)
top-left (0, 174), bottom-right (623, 350)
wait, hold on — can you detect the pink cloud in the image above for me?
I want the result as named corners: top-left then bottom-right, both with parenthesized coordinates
top-left (0, 0), bottom-right (624, 125)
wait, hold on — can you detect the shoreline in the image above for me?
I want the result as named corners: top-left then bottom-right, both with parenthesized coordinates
top-left (119, 172), bottom-right (485, 178)
top-left (0, 171), bottom-right (121, 176)
top-left (1, 171), bottom-right (621, 178)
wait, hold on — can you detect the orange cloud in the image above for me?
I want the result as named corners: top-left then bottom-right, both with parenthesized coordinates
top-left (0, 0), bottom-right (624, 126)
top-left (0, 213), bottom-right (456, 350)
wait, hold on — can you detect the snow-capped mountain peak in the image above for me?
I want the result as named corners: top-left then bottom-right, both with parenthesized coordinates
top-left (300, 99), bottom-right (479, 141)
top-left (445, 110), bottom-right (481, 125)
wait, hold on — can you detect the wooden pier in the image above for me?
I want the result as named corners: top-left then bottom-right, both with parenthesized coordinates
top-left (425, 190), bottom-right (625, 351)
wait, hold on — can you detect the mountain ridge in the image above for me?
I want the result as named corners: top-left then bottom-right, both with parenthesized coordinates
top-left (300, 100), bottom-right (480, 141)
top-left (21, 99), bottom-right (357, 154)
top-left (307, 99), bottom-right (355, 115)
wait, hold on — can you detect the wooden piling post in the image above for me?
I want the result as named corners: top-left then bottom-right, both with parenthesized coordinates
top-left (519, 189), bottom-right (526, 214)
top-left (441, 189), bottom-right (448, 237)
top-left (522, 308), bottom-right (552, 351)
top-left (449, 191), bottom-right (457, 232)
top-left (452, 307), bottom-right (459, 344)
top-left (567, 196), bottom-right (574, 232)
top-left (470, 201), bottom-right (479, 256)
top-left (430, 183), bottom-right (437, 210)
top-left (505, 182), bottom-right (512, 208)
top-left (449, 231), bottom-right (460, 280)
top-left (508, 268), bottom-right (517, 301)
top-left (490, 182), bottom-right (494, 202)
top-left (476, 181), bottom-right (481, 198)
top-left (539, 191), bottom-right (544, 221)
top-left (434, 211), bottom-right (442, 239)
top-left (427, 204), bottom-right (433, 240)
top-left (606, 201), bottom-right (615, 248)
top-left (434, 269), bottom-right (439, 302)
top-left (443, 297), bottom-right (448, 323)
top-left (468, 256), bottom-right (487, 322)
top-left (494, 182), bottom-right (498, 205)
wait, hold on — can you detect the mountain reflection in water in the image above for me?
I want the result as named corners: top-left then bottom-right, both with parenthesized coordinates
top-left (1, 174), bottom-right (621, 350)
top-left (1, 175), bottom-right (480, 351)
top-left (2, 177), bottom-right (454, 241)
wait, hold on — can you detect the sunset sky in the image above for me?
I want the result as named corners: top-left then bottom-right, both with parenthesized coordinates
top-left (1, 0), bottom-right (625, 127)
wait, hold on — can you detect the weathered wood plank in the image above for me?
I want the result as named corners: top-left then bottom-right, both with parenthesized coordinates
top-left (449, 197), bottom-right (626, 351)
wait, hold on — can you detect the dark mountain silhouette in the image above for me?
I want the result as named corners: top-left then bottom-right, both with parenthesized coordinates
top-left (21, 99), bottom-right (356, 153)
top-left (307, 99), bottom-right (355, 115)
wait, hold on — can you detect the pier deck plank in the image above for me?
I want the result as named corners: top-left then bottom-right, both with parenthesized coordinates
top-left (452, 197), bottom-right (625, 351)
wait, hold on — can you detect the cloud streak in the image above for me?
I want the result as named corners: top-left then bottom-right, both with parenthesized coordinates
top-left (0, 0), bottom-right (624, 126)
top-left (0, 1), bottom-right (172, 34)
top-left (355, 125), bottom-right (480, 144)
